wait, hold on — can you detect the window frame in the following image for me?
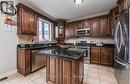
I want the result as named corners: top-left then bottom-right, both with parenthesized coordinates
top-left (39, 18), bottom-right (52, 41)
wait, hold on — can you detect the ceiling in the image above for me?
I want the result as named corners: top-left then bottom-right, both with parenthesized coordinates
top-left (19, 0), bottom-right (117, 21)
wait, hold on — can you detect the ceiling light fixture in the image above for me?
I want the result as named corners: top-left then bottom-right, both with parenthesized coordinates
top-left (74, 0), bottom-right (83, 6)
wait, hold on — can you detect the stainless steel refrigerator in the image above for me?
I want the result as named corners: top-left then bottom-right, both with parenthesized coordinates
top-left (114, 7), bottom-right (130, 84)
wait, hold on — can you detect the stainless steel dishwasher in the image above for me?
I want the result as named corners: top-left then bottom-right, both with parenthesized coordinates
top-left (31, 50), bottom-right (46, 72)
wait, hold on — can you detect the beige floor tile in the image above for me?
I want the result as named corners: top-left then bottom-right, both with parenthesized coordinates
top-left (6, 75), bottom-right (23, 84)
top-left (89, 67), bottom-right (99, 73)
top-left (99, 69), bottom-right (110, 77)
top-left (88, 72), bottom-right (100, 79)
top-left (98, 65), bottom-right (109, 71)
top-left (89, 64), bottom-right (98, 69)
top-left (14, 78), bottom-right (35, 84)
top-left (87, 77), bottom-right (101, 84)
top-left (100, 74), bottom-right (114, 83)
top-left (1, 64), bottom-right (116, 84)
top-left (101, 80), bottom-right (115, 84)
top-left (0, 80), bottom-right (9, 84)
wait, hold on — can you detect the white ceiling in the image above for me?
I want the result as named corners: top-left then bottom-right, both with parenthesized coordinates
top-left (19, 0), bottom-right (117, 21)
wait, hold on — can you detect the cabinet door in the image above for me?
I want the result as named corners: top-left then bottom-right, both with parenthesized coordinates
top-left (70, 23), bottom-right (76, 38)
top-left (21, 8), bottom-right (37, 35)
top-left (65, 25), bottom-right (69, 39)
top-left (17, 49), bottom-right (25, 72)
top-left (100, 48), bottom-right (113, 66)
top-left (91, 18), bottom-right (100, 37)
top-left (75, 21), bottom-right (84, 29)
top-left (91, 47), bottom-right (100, 64)
top-left (65, 23), bottom-right (76, 38)
top-left (84, 20), bottom-right (91, 28)
top-left (100, 16), bottom-right (111, 36)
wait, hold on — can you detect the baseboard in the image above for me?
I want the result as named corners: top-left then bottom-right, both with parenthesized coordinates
top-left (0, 69), bottom-right (17, 80)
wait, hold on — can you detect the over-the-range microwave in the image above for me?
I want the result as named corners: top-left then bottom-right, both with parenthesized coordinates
top-left (76, 28), bottom-right (90, 36)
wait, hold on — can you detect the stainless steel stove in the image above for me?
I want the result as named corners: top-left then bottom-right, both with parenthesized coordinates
top-left (75, 41), bottom-right (90, 64)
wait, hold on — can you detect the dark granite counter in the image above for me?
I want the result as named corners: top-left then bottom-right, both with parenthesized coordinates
top-left (17, 44), bottom-right (56, 50)
top-left (65, 43), bottom-right (115, 48)
top-left (38, 49), bottom-right (85, 60)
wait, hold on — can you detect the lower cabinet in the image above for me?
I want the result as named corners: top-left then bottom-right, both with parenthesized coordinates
top-left (46, 56), bottom-right (84, 84)
top-left (90, 47), bottom-right (114, 66)
top-left (100, 48), bottom-right (113, 66)
top-left (17, 49), bottom-right (31, 76)
top-left (91, 47), bottom-right (100, 64)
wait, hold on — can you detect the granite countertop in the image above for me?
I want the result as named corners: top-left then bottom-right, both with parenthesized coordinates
top-left (65, 43), bottom-right (115, 48)
top-left (38, 49), bottom-right (85, 60)
top-left (17, 44), bottom-right (56, 50)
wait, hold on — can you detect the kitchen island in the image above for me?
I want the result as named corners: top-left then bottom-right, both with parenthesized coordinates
top-left (39, 49), bottom-right (84, 84)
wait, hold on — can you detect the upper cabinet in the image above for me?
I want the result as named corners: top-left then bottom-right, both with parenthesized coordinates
top-left (65, 15), bottom-right (112, 39)
top-left (84, 19), bottom-right (91, 28)
top-left (17, 3), bottom-right (38, 35)
top-left (65, 23), bottom-right (76, 39)
top-left (75, 21), bottom-right (84, 29)
top-left (117, 0), bottom-right (130, 12)
top-left (100, 16), bottom-right (111, 37)
top-left (91, 18), bottom-right (100, 37)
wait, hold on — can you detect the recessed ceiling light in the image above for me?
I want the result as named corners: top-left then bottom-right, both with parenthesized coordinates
top-left (74, 0), bottom-right (83, 6)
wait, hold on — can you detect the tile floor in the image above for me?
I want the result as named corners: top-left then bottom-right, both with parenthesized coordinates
top-left (0, 64), bottom-right (117, 84)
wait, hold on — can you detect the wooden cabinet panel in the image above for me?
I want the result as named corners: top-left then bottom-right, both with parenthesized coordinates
top-left (65, 23), bottom-right (75, 39)
top-left (17, 49), bottom-right (31, 76)
top-left (65, 25), bottom-right (69, 39)
top-left (17, 4), bottom-right (37, 35)
top-left (91, 47), bottom-right (114, 66)
top-left (91, 18), bottom-right (100, 37)
top-left (63, 60), bottom-right (71, 84)
top-left (100, 48), bottom-right (113, 66)
top-left (75, 21), bottom-right (84, 29)
top-left (46, 56), bottom-right (84, 84)
top-left (21, 9), bottom-right (37, 35)
top-left (91, 47), bottom-right (100, 64)
top-left (49, 57), bottom-right (56, 83)
top-left (17, 50), bottom-right (25, 73)
top-left (84, 20), bottom-right (91, 28)
top-left (100, 16), bottom-right (111, 36)
top-left (65, 15), bottom-right (112, 38)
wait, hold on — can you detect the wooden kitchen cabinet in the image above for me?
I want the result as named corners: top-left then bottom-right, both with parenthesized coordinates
top-left (75, 21), bottom-right (84, 29)
top-left (91, 47), bottom-right (114, 66)
top-left (100, 16), bottom-right (111, 37)
top-left (100, 48), bottom-right (113, 66)
top-left (65, 15), bottom-right (112, 38)
top-left (46, 56), bottom-right (84, 84)
top-left (65, 23), bottom-right (76, 39)
top-left (91, 47), bottom-right (100, 64)
top-left (91, 18), bottom-right (100, 37)
top-left (17, 3), bottom-right (37, 35)
top-left (17, 49), bottom-right (31, 76)
top-left (84, 19), bottom-right (91, 28)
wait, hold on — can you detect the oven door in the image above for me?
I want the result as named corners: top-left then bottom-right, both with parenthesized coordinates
top-left (83, 48), bottom-right (90, 63)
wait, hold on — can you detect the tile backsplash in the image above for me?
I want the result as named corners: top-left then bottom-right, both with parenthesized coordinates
top-left (64, 37), bottom-right (115, 44)
top-left (18, 35), bottom-right (38, 44)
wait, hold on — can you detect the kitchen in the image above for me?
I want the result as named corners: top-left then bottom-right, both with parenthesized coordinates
top-left (0, 0), bottom-right (130, 84)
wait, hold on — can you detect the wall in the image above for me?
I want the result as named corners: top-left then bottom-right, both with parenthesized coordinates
top-left (0, 15), bottom-right (17, 79)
